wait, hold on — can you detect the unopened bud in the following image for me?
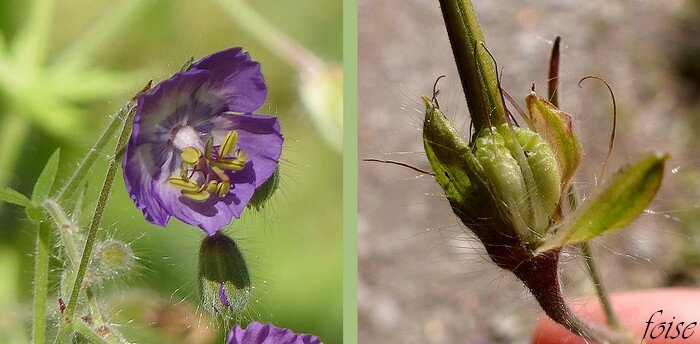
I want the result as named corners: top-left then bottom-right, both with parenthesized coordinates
top-left (198, 233), bottom-right (251, 318)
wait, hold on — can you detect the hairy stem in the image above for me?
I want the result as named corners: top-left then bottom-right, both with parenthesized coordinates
top-left (437, 0), bottom-right (506, 132)
top-left (54, 105), bottom-right (135, 343)
top-left (43, 199), bottom-right (81, 265)
top-left (32, 221), bottom-right (51, 344)
top-left (72, 321), bottom-right (112, 344)
top-left (568, 185), bottom-right (621, 330)
top-left (582, 242), bottom-right (620, 329)
top-left (43, 199), bottom-right (123, 344)
top-left (57, 102), bottom-right (132, 205)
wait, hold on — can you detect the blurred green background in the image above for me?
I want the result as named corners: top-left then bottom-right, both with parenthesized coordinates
top-left (0, 0), bottom-right (342, 343)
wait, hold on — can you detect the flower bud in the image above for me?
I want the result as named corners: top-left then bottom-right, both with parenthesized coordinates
top-left (93, 239), bottom-right (135, 280)
top-left (248, 166), bottom-right (280, 210)
top-left (198, 233), bottom-right (251, 317)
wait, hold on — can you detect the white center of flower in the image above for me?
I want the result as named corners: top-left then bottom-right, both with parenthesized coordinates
top-left (171, 126), bottom-right (202, 152)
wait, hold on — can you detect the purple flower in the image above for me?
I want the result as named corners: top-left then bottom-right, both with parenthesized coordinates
top-left (227, 322), bottom-right (322, 344)
top-left (123, 48), bottom-right (283, 235)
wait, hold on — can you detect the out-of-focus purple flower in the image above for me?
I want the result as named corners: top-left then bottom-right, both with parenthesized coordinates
top-left (227, 322), bottom-right (322, 344)
top-left (122, 48), bottom-right (283, 235)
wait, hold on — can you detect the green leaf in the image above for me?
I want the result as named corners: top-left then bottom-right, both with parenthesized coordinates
top-left (26, 206), bottom-right (44, 224)
top-left (0, 187), bottom-right (32, 207)
top-left (538, 154), bottom-right (668, 252)
top-left (32, 149), bottom-right (60, 202)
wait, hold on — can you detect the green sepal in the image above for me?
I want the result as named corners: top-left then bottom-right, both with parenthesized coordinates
top-left (538, 153), bottom-right (668, 252)
top-left (0, 187), bottom-right (32, 207)
top-left (248, 166), bottom-right (280, 210)
top-left (526, 92), bottom-right (582, 185)
top-left (32, 148), bottom-right (60, 202)
top-left (422, 97), bottom-right (482, 210)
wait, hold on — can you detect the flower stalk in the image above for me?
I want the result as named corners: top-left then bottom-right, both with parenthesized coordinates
top-left (55, 104), bottom-right (136, 343)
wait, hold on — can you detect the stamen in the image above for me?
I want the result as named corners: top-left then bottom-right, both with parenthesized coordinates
top-left (213, 159), bottom-right (246, 171)
top-left (204, 180), bottom-right (219, 193)
top-left (181, 147), bottom-right (201, 165)
top-left (235, 149), bottom-right (247, 162)
top-left (205, 137), bottom-right (214, 160)
top-left (219, 130), bottom-right (239, 157)
top-left (216, 181), bottom-right (231, 197)
top-left (168, 177), bottom-right (199, 191)
top-left (182, 189), bottom-right (211, 202)
top-left (180, 161), bottom-right (189, 178)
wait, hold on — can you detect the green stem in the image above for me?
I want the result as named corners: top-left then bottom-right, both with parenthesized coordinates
top-left (43, 200), bottom-right (81, 265)
top-left (32, 221), bottom-right (51, 344)
top-left (72, 322), bottom-right (111, 344)
top-left (213, 0), bottom-right (324, 73)
top-left (56, 102), bottom-right (131, 205)
top-left (0, 114), bottom-right (30, 190)
top-left (568, 185), bottom-right (620, 330)
top-left (54, 105), bottom-right (135, 344)
top-left (438, 0), bottom-right (506, 133)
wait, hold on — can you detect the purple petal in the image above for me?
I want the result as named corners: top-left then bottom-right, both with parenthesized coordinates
top-left (196, 113), bottom-right (283, 188)
top-left (191, 47), bottom-right (267, 113)
top-left (227, 322), bottom-right (322, 344)
top-left (218, 283), bottom-right (231, 307)
top-left (133, 70), bottom-right (211, 143)
top-left (122, 141), bottom-right (173, 227)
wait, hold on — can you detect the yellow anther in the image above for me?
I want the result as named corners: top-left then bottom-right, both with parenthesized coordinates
top-left (205, 137), bottom-right (214, 160)
top-left (235, 149), bottom-right (248, 163)
top-left (204, 180), bottom-right (219, 193)
top-left (219, 130), bottom-right (239, 157)
top-left (180, 147), bottom-right (201, 165)
top-left (214, 158), bottom-right (246, 171)
top-left (182, 189), bottom-right (211, 202)
top-left (216, 181), bottom-right (231, 197)
top-left (168, 177), bottom-right (199, 192)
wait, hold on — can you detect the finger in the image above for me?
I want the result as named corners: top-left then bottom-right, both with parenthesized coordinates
top-left (532, 288), bottom-right (700, 343)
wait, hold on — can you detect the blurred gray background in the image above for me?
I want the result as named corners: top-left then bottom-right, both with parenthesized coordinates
top-left (359, 0), bottom-right (700, 342)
